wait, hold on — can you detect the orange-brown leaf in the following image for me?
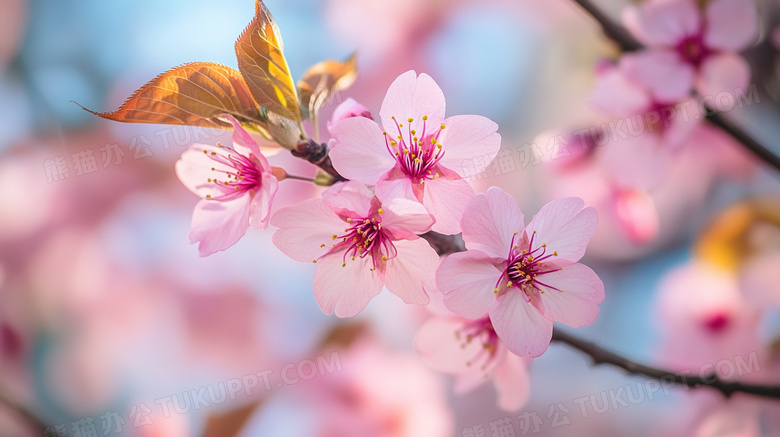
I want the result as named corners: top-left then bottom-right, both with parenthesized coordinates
top-left (298, 53), bottom-right (358, 118)
top-left (83, 62), bottom-right (268, 131)
top-left (235, 0), bottom-right (300, 122)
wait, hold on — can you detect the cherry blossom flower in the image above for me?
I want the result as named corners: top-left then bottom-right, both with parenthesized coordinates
top-left (327, 98), bottom-right (373, 136)
top-left (589, 56), bottom-right (699, 150)
top-left (438, 187), bottom-right (604, 357)
top-left (622, 0), bottom-right (757, 99)
top-left (175, 115), bottom-right (280, 257)
top-left (329, 70), bottom-right (501, 234)
top-left (271, 181), bottom-right (439, 317)
top-left (415, 309), bottom-right (532, 411)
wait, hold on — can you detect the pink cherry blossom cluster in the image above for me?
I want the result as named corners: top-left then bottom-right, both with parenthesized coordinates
top-left (538, 0), bottom-right (758, 249)
top-left (174, 70), bottom-right (606, 411)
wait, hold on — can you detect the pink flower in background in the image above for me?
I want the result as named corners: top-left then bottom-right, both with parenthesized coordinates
top-left (589, 56), bottom-right (699, 150)
top-left (175, 115), bottom-right (280, 257)
top-left (330, 70), bottom-right (501, 234)
top-left (292, 340), bottom-right (454, 437)
top-left (622, 0), bottom-right (757, 98)
top-left (415, 312), bottom-right (532, 411)
top-left (271, 181), bottom-right (439, 317)
top-left (327, 98), bottom-right (374, 136)
top-left (655, 260), bottom-right (762, 373)
top-left (438, 187), bottom-right (604, 357)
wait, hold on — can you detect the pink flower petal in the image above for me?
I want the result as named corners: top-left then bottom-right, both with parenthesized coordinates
top-left (375, 174), bottom-right (417, 204)
top-left (525, 198), bottom-right (598, 263)
top-left (598, 134), bottom-right (667, 190)
top-left (704, 0), bottom-right (757, 51)
top-left (330, 116), bottom-right (396, 185)
top-left (437, 115), bottom-right (501, 176)
top-left (613, 189), bottom-right (660, 245)
top-left (440, 251), bottom-right (502, 319)
top-left (421, 176), bottom-right (475, 235)
top-left (589, 68), bottom-right (652, 116)
top-left (313, 252), bottom-right (384, 317)
top-left (321, 181), bottom-right (375, 219)
top-left (381, 198), bottom-right (435, 239)
top-left (695, 52), bottom-right (750, 98)
top-left (271, 198), bottom-right (347, 263)
top-left (489, 291), bottom-right (553, 358)
top-left (385, 239), bottom-right (439, 306)
top-left (414, 317), bottom-right (481, 374)
top-left (493, 353), bottom-right (531, 411)
top-left (379, 70), bottom-right (447, 132)
top-left (536, 263), bottom-right (604, 327)
top-left (621, 50), bottom-right (695, 103)
top-left (189, 194), bottom-right (252, 257)
top-left (622, 0), bottom-right (701, 48)
top-left (224, 114), bottom-right (264, 159)
top-left (662, 97), bottom-right (700, 149)
top-left (175, 145), bottom-right (233, 199)
top-left (740, 252), bottom-right (780, 307)
top-left (248, 173), bottom-right (279, 230)
top-left (461, 187), bottom-right (525, 259)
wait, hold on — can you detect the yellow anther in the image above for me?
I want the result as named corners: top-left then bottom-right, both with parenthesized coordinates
top-left (347, 218), bottom-right (352, 222)
top-left (378, 208), bottom-right (384, 214)
top-left (408, 118), bottom-right (413, 123)
top-left (342, 263), bottom-right (346, 267)
top-left (313, 260), bottom-right (317, 263)
top-left (381, 255), bottom-right (387, 260)
top-left (411, 130), bottom-right (416, 135)
top-left (507, 281), bottom-right (513, 287)
top-left (332, 235), bottom-right (338, 240)
top-left (320, 244), bottom-right (325, 248)
top-left (553, 251), bottom-right (558, 256)
top-left (493, 288), bottom-right (500, 294)
top-left (422, 115), bottom-right (428, 121)
top-left (205, 194), bottom-right (211, 199)
top-left (390, 140), bottom-right (397, 146)
top-left (383, 131), bottom-right (387, 135)
top-left (542, 243), bottom-right (547, 247)
top-left (440, 124), bottom-right (446, 129)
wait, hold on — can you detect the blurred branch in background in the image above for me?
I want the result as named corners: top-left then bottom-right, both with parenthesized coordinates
top-left (571, 0), bottom-right (780, 173)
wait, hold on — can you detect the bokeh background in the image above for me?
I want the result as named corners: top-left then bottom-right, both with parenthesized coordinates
top-left (2, 0), bottom-right (780, 435)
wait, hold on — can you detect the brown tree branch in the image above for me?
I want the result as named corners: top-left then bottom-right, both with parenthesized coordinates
top-left (570, 0), bottom-right (780, 173)
top-left (552, 328), bottom-right (780, 399)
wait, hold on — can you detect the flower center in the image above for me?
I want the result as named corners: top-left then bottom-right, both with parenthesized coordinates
top-left (383, 116), bottom-right (446, 183)
top-left (496, 231), bottom-right (562, 301)
top-left (327, 214), bottom-right (397, 270)
top-left (676, 35), bottom-right (709, 66)
top-left (454, 317), bottom-right (500, 370)
top-left (203, 142), bottom-right (262, 201)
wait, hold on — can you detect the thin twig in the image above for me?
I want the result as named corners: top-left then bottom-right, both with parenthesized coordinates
top-left (552, 328), bottom-right (780, 399)
top-left (0, 388), bottom-right (50, 434)
top-left (570, 0), bottom-right (780, 172)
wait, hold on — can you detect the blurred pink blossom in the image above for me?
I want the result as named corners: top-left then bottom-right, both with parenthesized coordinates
top-left (438, 187), bottom-right (604, 357)
top-left (415, 311), bottom-right (532, 411)
top-left (622, 0), bottom-right (757, 98)
top-left (330, 70), bottom-right (501, 234)
top-left (175, 115), bottom-right (279, 256)
top-left (295, 340), bottom-right (453, 437)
